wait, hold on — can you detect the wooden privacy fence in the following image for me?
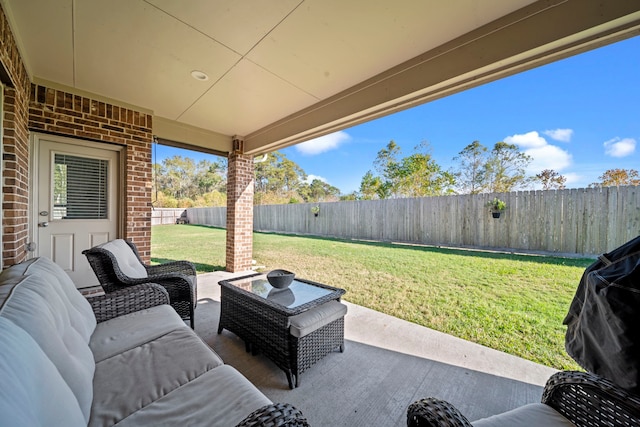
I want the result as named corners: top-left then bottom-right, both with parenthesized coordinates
top-left (187, 206), bottom-right (227, 228)
top-left (186, 186), bottom-right (640, 256)
top-left (151, 208), bottom-right (188, 225)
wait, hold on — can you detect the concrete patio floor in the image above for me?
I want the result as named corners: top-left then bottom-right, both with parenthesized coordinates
top-left (194, 271), bottom-right (558, 426)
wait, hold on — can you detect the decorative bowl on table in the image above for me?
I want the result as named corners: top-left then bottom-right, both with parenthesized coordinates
top-left (267, 269), bottom-right (295, 289)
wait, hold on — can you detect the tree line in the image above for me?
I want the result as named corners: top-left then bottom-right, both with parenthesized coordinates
top-left (152, 156), bottom-right (227, 208)
top-left (151, 143), bottom-right (639, 207)
top-left (152, 152), bottom-right (341, 208)
top-left (354, 140), bottom-right (639, 200)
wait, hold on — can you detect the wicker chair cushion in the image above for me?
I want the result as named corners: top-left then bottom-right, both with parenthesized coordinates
top-left (288, 300), bottom-right (347, 338)
top-left (472, 403), bottom-right (574, 427)
top-left (96, 239), bottom-right (148, 279)
top-left (0, 317), bottom-right (86, 427)
top-left (0, 273), bottom-right (96, 423)
top-left (90, 304), bottom-right (194, 363)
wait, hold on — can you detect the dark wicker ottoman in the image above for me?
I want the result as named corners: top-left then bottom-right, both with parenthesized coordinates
top-left (289, 300), bottom-right (347, 388)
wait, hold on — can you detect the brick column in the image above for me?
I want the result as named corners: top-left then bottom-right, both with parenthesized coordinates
top-left (226, 143), bottom-right (254, 272)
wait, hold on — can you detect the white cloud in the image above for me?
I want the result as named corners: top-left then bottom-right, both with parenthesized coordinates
top-left (562, 172), bottom-right (583, 186)
top-left (305, 174), bottom-right (328, 184)
top-left (505, 131), bottom-right (547, 148)
top-left (525, 145), bottom-right (573, 173)
top-left (543, 128), bottom-right (573, 142)
top-left (505, 131), bottom-right (572, 173)
top-left (604, 137), bottom-right (636, 158)
top-left (295, 131), bottom-right (351, 155)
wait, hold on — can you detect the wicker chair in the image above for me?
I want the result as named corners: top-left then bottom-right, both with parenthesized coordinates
top-left (407, 370), bottom-right (640, 427)
top-left (83, 239), bottom-right (197, 328)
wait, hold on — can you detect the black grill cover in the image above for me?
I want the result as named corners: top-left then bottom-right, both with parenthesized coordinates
top-left (564, 235), bottom-right (640, 393)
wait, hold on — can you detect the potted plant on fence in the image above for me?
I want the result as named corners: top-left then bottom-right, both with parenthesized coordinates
top-left (488, 197), bottom-right (506, 219)
top-left (311, 205), bottom-right (320, 217)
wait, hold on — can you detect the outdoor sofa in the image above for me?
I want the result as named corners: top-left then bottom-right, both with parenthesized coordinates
top-left (0, 256), bottom-right (308, 426)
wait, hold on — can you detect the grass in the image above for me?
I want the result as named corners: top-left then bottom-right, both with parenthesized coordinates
top-left (151, 224), bottom-right (593, 370)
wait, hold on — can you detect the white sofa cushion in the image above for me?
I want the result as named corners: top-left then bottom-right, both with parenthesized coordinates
top-left (116, 365), bottom-right (272, 427)
top-left (96, 239), bottom-right (148, 278)
top-left (0, 274), bottom-right (95, 423)
top-left (0, 317), bottom-right (85, 427)
top-left (90, 327), bottom-right (225, 426)
top-left (0, 256), bottom-right (96, 341)
top-left (472, 403), bottom-right (575, 427)
top-left (90, 304), bottom-right (190, 362)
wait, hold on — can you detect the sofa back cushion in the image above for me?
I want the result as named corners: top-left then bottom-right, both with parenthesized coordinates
top-left (0, 317), bottom-right (85, 427)
top-left (0, 261), bottom-right (96, 423)
top-left (96, 239), bottom-right (148, 279)
top-left (0, 257), bottom-right (96, 340)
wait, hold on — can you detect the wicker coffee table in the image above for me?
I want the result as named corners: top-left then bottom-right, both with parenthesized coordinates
top-left (218, 273), bottom-right (346, 388)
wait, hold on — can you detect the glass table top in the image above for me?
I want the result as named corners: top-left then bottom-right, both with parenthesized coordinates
top-left (225, 274), bottom-right (334, 309)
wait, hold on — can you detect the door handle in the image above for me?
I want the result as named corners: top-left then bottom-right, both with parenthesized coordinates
top-left (38, 222), bottom-right (49, 228)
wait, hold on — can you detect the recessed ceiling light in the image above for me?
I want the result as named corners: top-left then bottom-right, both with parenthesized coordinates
top-left (191, 70), bottom-right (209, 81)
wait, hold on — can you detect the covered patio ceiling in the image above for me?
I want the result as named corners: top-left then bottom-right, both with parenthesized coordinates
top-left (3, 0), bottom-right (640, 156)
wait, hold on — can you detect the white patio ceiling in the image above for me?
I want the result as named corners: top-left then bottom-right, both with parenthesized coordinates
top-left (2, 0), bottom-right (640, 155)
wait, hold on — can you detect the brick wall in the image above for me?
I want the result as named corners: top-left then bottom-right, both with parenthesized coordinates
top-left (0, 3), bottom-right (33, 266)
top-left (226, 152), bottom-right (254, 272)
top-left (28, 84), bottom-right (154, 261)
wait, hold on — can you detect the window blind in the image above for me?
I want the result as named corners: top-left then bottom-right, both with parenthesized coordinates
top-left (53, 154), bottom-right (108, 220)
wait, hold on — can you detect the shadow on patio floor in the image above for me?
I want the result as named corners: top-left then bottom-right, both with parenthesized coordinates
top-left (193, 272), bottom-right (557, 426)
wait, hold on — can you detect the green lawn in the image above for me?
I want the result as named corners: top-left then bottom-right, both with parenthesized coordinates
top-left (152, 224), bottom-right (593, 370)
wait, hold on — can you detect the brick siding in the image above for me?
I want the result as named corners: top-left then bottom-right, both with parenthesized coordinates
top-left (226, 152), bottom-right (254, 272)
top-left (0, 3), bottom-right (34, 266)
top-left (29, 84), bottom-right (154, 261)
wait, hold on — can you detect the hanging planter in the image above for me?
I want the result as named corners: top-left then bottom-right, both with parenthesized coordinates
top-left (487, 197), bottom-right (506, 219)
top-left (311, 205), bottom-right (320, 217)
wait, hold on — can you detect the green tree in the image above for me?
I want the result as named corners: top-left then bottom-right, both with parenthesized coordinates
top-left (394, 142), bottom-right (455, 197)
top-left (590, 168), bottom-right (640, 187)
top-left (484, 142), bottom-right (532, 193)
top-left (299, 178), bottom-right (341, 202)
top-left (340, 192), bottom-right (359, 201)
top-left (452, 141), bottom-right (488, 194)
top-left (359, 170), bottom-right (386, 200)
top-left (373, 140), bottom-right (405, 197)
top-left (155, 156), bottom-right (199, 199)
top-left (195, 159), bottom-right (226, 194)
top-left (536, 169), bottom-right (566, 190)
top-left (152, 155), bottom-right (227, 207)
top-left (254, 151), bottom-right (310, 205)
top-left (359, 141), bottom-right (454, 198)
top-left (254, 152), bottom-right (306, 194)
top-left (373, 141), bottom-right (402, 184)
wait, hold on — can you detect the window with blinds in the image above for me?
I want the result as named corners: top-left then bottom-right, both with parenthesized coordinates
top-left (53, 154), bottom-right (108, 220)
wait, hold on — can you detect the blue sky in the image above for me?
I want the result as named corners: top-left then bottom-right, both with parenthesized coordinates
top-left (158, 35), bottom-right (639, 195)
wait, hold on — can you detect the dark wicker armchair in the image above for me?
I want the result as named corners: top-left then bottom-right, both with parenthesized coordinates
top-left (83, 239), bottom-right (197, 328)
top-left (407, 370), bottom-right (640, 427)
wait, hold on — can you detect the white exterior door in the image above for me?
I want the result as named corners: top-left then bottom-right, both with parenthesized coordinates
top-left (35, 135), bottom-right (120, 288)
